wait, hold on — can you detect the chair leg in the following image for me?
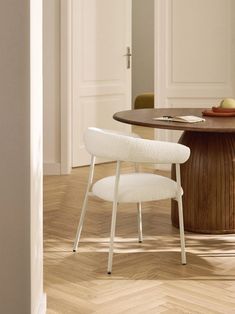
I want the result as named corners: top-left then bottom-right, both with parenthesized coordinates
top-left (73, 192), bottom-right (89, 252)
top-left (175, 163), bottom-right (186, 265)
top-left (73, 156), bottom-right (95, 252)
top-left (107, 201), bottom-right (118, 274)
top-left (177, 195), bottom-right (186, 265)
top-left (137, 202), bottom-right (143, 243)
top-left (107, 161), bottom-right (121, 274)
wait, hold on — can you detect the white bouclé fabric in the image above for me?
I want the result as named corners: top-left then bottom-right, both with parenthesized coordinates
top-left (92, 173), bottom-right (183, 203)
top-left (84, 127), bottom-right (190, 164)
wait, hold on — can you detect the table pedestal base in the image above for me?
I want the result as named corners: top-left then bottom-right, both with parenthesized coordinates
top-left (171, 131), bottom-right (235, 234)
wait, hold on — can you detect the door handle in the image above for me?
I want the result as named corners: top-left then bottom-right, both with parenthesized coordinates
top-left (124, 47), bottom-right (132, 69)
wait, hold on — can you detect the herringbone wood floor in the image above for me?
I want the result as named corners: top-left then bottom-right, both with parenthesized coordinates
top-left (44, 162), bottom-right (235, 314)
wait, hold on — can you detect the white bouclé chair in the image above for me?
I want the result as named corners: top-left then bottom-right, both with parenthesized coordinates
top-left (73, 127), bottom-right (190, 274)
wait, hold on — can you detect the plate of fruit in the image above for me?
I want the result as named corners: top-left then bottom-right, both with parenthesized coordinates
top-left (202, 98), bottom-right (235, 117)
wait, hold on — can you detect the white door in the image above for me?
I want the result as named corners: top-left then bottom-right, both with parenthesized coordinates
top-left (71, 0), bottom-right (132, 167)
top-left (155, 0), bottom-right (235, 143)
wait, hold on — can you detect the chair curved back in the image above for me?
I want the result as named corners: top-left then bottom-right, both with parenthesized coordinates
top-left (84, 127), bottom-right (190, 164)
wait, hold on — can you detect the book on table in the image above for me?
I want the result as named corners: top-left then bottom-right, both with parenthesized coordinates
top-left (153, 115), bottom-right (205, 123)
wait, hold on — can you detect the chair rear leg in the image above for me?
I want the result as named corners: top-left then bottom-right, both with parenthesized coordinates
top-left (137, 202), bottom-right (143, 243)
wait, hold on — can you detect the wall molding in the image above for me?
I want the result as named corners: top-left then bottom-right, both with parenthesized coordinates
top-left (60, 0), bottom-right (72, 174)
top-left (154, 0), bottom-right (235, 145)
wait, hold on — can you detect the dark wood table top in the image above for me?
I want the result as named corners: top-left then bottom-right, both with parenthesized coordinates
top-left (113, 108), bottom-right (235, 133)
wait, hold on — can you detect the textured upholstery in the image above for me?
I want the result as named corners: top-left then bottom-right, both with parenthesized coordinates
top-left (134, 93), bottom-right (154, 109)
top-left (92, 173), bottom-right (183, 203)
top-left (74, 127), bottom-right (190, 271)
top-left (84, 127), bottom-right (190, 164)
top-left (95, 128), bottom-right (140, 138)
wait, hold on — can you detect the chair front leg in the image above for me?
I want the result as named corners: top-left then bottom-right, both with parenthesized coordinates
top-left (176, 163), bottom-right (186, 265)
top-left (107, 161), bottom-right (121, 274)
top-left (73, 156), bottom-right (95, 252)
top-left (73, 191), bottom-right (90, 252)
top-left (135, 163), bottom-right (143, 243)
top-left (137, 202), bottom-right (143, 243)
top-left (107, 201), bottom-right (118, 274)
top-left (177, 194), bottom-right (186, 265)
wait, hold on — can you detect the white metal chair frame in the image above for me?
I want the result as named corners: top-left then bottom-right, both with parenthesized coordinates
top-left (73, 128), bottom-right (190, 274)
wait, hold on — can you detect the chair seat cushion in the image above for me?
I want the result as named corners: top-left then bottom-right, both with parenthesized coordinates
top-left (92, 173), bottom-right (182, 203)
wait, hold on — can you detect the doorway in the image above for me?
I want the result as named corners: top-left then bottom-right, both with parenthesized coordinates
top-left (131, 0), bottom-right (155, 141)
top-left (132, 0), bottom-right (155, 107)
top-left (70, 0), bottom-right (132, 168)
top-left (70, 0), bottom-right (155, 168)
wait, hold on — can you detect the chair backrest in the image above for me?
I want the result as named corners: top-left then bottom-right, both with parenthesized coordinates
top-left (134, 93), bottom-right (154, 109)
top-left (84, 127), bottom-right (190, 164)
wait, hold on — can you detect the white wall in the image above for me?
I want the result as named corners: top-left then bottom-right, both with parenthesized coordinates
top-left (43, 0), bottom-right (61, 174)
top-left (155, 0), bottom-right (235, 144)
top-left (0, 0), bottom-right (45, 313)
top-left (132, 0), bottom-right (154, 106)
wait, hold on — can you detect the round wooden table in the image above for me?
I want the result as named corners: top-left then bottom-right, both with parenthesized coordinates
top-left (113, 108), bottom-right (235, 234)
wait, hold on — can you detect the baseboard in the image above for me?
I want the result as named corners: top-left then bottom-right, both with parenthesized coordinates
top-left (37, 293), bottom-right (47, 314)
top-left (43, 162), bottom-right (61, 175)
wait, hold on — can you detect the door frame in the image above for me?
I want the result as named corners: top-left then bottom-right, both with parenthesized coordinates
top-left (60, 0), bottom-right (72, 175)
